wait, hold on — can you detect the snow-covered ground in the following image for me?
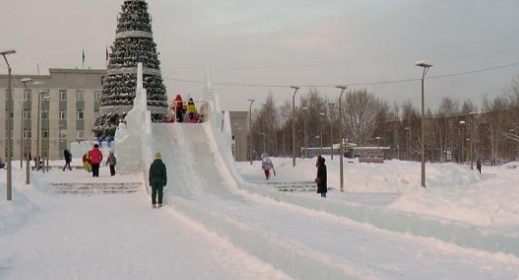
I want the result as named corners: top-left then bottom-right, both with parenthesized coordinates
top-left (0, 167), bottom-right (292, 280)
top-left (237, 157), bottom-right (519, 230)
top-left (2, 123), bottom-right (519, 279)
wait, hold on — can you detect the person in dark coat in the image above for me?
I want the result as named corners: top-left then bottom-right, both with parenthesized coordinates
top-left (476, 159), bottom-right (482, 174)
top-left (62, 149), bottom-right (72, 171)
top-left (106, 151), bottom-right (117, 176)
top-left (149, 152), bottom-right (167, 208)
top-left (315, 155), bottom-right (327, 198)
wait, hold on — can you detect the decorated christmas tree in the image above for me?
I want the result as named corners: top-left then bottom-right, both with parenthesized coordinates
top-left (93, 0), bottom-right (168, 140)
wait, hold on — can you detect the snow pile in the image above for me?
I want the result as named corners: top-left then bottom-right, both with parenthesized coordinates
top-left (0, 169), bottom-right (36, 234)
top-left (237, 157), bottom-right (519, 229)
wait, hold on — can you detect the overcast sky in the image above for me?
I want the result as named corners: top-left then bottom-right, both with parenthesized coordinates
top-left (2, 0), bottom-right (519, 111)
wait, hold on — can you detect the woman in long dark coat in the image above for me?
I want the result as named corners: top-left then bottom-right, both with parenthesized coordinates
top-left (315, 156), bottom-right (327, 198)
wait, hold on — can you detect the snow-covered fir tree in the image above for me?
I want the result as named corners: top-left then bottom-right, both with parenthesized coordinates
top-left (93, 0), bottom-right (168, 140)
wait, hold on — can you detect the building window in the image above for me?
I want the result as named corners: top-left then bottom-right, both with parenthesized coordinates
top-left (77, 130), bottom-right (84, 140)
top-left (42, 90), bottom-right (50, 99)
top-left (42, 130), bottom-right (49, 139)
top-left (59, 111), bottom-right (67, 119)
top-left (24, 89), bottom-right (32, 101)
top-left (77, 110), bottom-right (84, 120)
top-left (94, 90), bottom-right (101, 102)
top-left (77, 90), bottom-right (85, 101)
top-left (23, 110), bottom-right (30, 119)
top-left (59, 90), bottom-right (67, 101)
top-left (23, 129), bottom-right (32, 139)
top-left (59, 129), bottom-right (67, 139)
top-left (42, 111), bottom-right (49, 119)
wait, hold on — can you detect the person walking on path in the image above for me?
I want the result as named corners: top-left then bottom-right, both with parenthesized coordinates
top-left (315, 155), bottom-right (327, 198)
top-left (149, 152), bottom-right (167, 208)
top-left (106, 151), bottom-right (117, 176)
top-left (261, 153), bottom-right (275, 180)
top-left (476, 159), bottom-right (482, 174)
top-left (88, 144), bottom-right (103, 177)
top-left (62, 149), bottom-right (72, 171)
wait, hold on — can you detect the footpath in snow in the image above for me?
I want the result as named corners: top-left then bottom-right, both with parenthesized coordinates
top-left (0, 169), bottom-right (292, 280)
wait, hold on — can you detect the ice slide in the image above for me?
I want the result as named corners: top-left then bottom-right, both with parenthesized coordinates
top-left (151, 123), bottom-right (519, 280)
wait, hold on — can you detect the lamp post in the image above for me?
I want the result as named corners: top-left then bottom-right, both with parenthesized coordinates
top-left (1, 49), bottom-right (16, 201)
top-left (248, 99), bottom-right (254, 165)
top-left (415, 60), bottom-right (432, 188)
top-left (319, 112), bottom-right (325, 154)
top-left (459, 120), bottom-right (466, 165)
top-left (21, 78), bottom-right (32, 184)
top-left (404, 127), bottom-right (411, 160)
top-left (336, 85), bottom-right (347, 192)
top-left (329, 103), bottom-right (335, 160)
top-left (302, 106), bottom-right (308, 158)
top-left (291, 86), bottom-right (300, 167)
top-left (261, 103), bottom-right (267, 154)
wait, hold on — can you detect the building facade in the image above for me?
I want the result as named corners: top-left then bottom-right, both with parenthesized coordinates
top-left (229, 111), bottom-right (249, 162)
top-left (0, 68), bottom-right (106, 161)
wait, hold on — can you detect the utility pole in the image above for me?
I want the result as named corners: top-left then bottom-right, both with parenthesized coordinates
top-left (329, 103), bottom-right (335, 160)
top-left (336, 85), bottom-right (347, 192)
top-left (290, 86), bottom-right (300, 167)
top-left (415, 60), bottom-right (432, 188)
top-left (21, 78), bottom-right (32, 184)
top-left (1, 50), bottom-right (16, 201)
top-left (248, 99), bottom-right (254, 165)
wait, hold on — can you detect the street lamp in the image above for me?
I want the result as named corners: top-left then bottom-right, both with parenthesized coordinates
top-left (415, 60), bottom-right (432, 188)
top-left (248, 99), bottom-right (254, 165)
top-left (459, 120), bottom-right (466, 165)
top-left (319, 112), bottom-right (325, 154)
top-left (1, 49), bottom-right (16, 201)
top-left (329, 102), bottom-right (335, 160)
top-left (404, 127), bottom-right (411, 160)
top-left (21, 78), bottom-right (32, 185)
top-left (336, 85), bottom-right (347, 192)
top-left (302, 106), bottom-right (308, 158)
top-left (291, 86), bottom-right (300, 167)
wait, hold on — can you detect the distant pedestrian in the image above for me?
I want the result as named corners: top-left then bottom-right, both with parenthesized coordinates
top-left (106, 151), bottom-right (117, 176)
top-left (187, 98), bottom-right (197, 121)
top-left (63, 149), bottom-right (72, 171)
top-left (476, 159), bottom-right (482, 174)
top-left (261, 153), bottom-right (275, 180)
top-left (149, 152), bottom-right (167, 208)
top-left (88, 144), bottom-right (103, 177)
top-left (174, 94), bottom-right (184, 123)
top-left (315, 155), bottom-right (327, 198)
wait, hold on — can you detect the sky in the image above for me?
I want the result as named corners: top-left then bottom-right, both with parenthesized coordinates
top-left (1, 0), bottom-right (519, 111)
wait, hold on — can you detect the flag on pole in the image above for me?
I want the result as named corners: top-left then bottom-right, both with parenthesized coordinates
top-left (105, 46), bottom-right (109, 61)
top-left (82, 49), bottom-right (85, 68)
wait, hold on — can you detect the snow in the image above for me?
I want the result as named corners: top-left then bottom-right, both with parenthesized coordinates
top-left (2, 80), bottom-right (519, 279)
top-left (236, 157), bottom-right (519, 230)
top-left (0, 168), bottom-right (292, 280)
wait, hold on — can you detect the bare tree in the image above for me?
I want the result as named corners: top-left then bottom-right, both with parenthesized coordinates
top-left (342, 89), bottom-right (384, 145)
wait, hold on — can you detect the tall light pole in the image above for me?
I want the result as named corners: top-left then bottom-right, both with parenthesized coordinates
top-left (302, 106), bottom-right (308, 158)
top-left (248, 99), bottom-right (254, 165)
top-left (291, 86), bottom-right (300, 167)
top-left (460, 120), bottom-right (466, 165)
top-left (329, 102), bottom-right (335, 160)
top-left (1, 49), bottom-right (16, 201)
top-left (21, 78), bottom-right (32, 184)
top-left (336, 85), bottom-right (347, 192)
top-left (415, 60), bottom-right (432, 188)
top-left (319, 112), bottom-right (325, 154)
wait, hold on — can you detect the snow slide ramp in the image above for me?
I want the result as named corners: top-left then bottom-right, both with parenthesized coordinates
top-left (150, 123), bottom-right (519, 280)
top-left (152, 123), bottom-right (370, 280)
